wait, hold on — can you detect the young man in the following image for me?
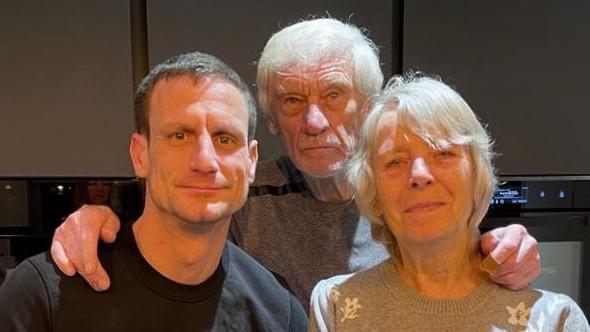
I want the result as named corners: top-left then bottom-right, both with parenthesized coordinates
top-left (0, 52), bottom-right (307, 331)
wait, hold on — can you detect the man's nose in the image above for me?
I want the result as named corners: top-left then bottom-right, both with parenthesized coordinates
top-left (189, 135), bottom-right (219, 173)
top-left (410, 157), bottom-right (434, 189)
top-left (302, 104), bottom-right (330, 135)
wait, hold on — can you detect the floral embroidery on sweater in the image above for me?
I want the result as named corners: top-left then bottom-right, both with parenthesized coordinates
top-left (339, 297), bottom-right (362, 322)
top-left (329, 287), bottom-right (362, 323)
top-left (329, 288), bottom-right (341, 304)
top-left (506, 302), bottom-right (531, 327)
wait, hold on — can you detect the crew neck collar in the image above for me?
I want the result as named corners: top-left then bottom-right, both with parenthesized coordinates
top-left (117, 222), bottom-right (228, 303)
top-left (380, 258), bottom-right (498, 315)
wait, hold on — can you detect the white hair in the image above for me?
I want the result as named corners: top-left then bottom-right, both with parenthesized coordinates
top-left (256, 18), bottom-right (384, 115)
top-left (347, 73), bottom-right (497, 261)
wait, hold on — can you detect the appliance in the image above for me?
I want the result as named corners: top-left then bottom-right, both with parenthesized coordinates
top-left (0, 180), bottom-right (29, 228)
top-left (482, 176), bottom-right (590, 318)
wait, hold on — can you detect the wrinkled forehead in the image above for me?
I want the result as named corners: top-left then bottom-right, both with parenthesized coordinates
top-left (270, 56), bottom-right (354, 89)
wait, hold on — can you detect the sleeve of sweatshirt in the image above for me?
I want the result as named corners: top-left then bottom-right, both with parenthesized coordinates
top-left (0, 258), bottom-right (52, 332)
top-left (288, 292), bottom-right (308, 332)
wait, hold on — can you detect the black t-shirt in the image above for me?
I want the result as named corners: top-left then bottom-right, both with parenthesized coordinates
top-left (0, 223), bottom-right (307, 331)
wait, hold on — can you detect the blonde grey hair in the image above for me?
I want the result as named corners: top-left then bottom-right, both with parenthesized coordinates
top-left (347, 73), bottom-right (497, 262)
top-left (256, 18), bottom-right (384, 116)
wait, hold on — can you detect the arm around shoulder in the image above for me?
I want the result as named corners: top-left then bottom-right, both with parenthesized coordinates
top-left (0, 258), bottom-right (52, 331)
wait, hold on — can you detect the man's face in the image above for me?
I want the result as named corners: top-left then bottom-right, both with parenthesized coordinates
top-left (130, 75), bottom-right (258, 226)
top-left (267, 57), bottom-right (365, 178)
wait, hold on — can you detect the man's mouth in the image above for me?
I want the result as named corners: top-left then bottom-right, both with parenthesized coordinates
top-left (176, 184), bottom-right (227, 193)
top-left (302, 145), bottom-right (339, 150)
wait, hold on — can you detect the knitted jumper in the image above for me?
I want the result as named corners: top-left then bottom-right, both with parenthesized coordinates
top-left (230, 157), bottom-right (389, 307)
top-left (310, 258), bottom-right (589, 331)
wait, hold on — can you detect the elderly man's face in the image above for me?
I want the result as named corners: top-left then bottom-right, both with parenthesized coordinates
top-left (371, 112), bottom-right (474, 245)
top-left (130, 75), bottom-right (258, 226)
top-left (267, 57), bottom-right (365, 177)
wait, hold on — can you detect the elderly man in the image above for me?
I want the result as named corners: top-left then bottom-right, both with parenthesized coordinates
top-left (50, 18), bottom-right (540, 307)
top-left (0, 52), bottom-right (307, 331)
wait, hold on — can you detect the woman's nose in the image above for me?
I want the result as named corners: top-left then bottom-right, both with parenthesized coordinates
top-left (410, 157), bottom-right (434, 189)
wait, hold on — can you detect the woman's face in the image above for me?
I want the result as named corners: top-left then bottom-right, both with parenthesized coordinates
top-left (370, 112), bottom-right (475, 246)
top-left (87, 181), bottom-right (111, 205)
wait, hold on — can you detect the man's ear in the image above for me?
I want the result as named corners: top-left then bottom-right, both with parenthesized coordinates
top-left (247, 139), bottom-right (259, 184)
top-left (266, 116), bottom-right (279, 135)
top-left (130, 133), bottom-right (149, 178)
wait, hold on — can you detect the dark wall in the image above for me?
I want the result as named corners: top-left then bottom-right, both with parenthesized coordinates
top-left (2, 1), bottom-right (588, 176)
top-left (0, 1), bottom-right (135, 176)
top-left (403, 0), bottom-right (590, 175)
top-left (0, 1), bottom-right (393, 175)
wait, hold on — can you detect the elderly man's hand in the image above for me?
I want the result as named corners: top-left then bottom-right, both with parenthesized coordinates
top-left (50, 205), bottom-right (120, 291)
top-left (480, 224), bottom-right (540, 290)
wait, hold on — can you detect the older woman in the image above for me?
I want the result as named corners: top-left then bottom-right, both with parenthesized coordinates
top-left (309, 75), bottom-right (589, 331)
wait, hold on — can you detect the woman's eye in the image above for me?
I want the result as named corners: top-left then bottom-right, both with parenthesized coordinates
top-left (386, 158), bottom-right (403, 168)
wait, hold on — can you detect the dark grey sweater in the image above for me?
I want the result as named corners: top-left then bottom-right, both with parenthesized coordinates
top-left (230, 157), bottom-right (389, 307)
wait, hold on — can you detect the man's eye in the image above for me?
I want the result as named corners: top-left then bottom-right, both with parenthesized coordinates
top-left (172, 132), bottom-right (187, 140)
top-left (215, 135), bottom-right (234, 145)
top-left (326, 91), bottom-right (341, 100)
top-left (284, 96), bottom-right (302, 105)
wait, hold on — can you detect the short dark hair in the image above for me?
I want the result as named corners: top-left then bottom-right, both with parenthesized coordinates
top-left (134, 52), bottom-right (257, 141)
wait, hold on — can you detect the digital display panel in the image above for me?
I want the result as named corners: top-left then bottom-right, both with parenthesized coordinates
top-left (489, 180), bottom-right (578, 212)
top-left (492, 184), bottom-right (528, 206)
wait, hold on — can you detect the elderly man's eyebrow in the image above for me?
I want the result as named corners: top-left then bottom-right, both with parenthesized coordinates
top-left (319, 73), bottom-right (352, 88)
top-left (273, 79), bottom-right (305, 95)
